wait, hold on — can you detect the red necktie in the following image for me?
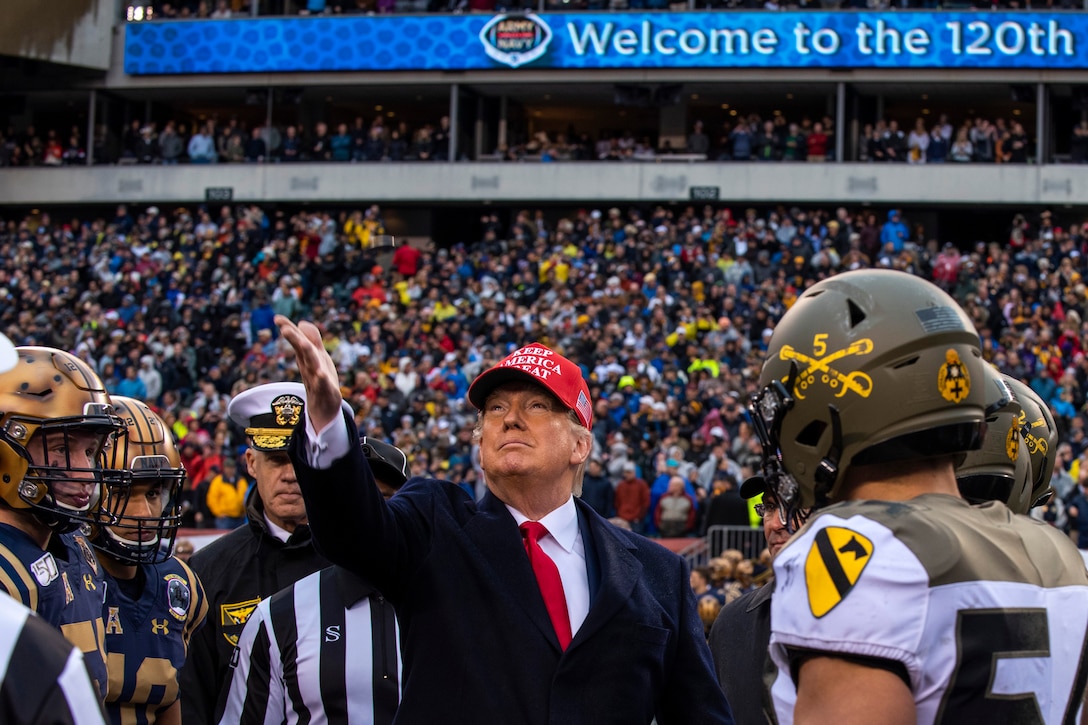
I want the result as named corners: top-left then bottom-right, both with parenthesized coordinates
top-left (520, 521), bottom-right (572, 650)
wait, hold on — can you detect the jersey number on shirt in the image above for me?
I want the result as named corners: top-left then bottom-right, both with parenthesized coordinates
top-left (106, 653), bottom-right (179, 722)
top-left (937, 608), bottom-right (1088, 723)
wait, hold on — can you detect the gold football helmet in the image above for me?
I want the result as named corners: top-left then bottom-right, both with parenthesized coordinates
top-left (0, 347), bottom-right (123, 532)
top-left (96, 396), bottom-right (185, 564)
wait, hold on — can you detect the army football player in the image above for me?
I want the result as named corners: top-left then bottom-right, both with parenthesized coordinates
top-left (752, 270), bottom-right (1088, 723)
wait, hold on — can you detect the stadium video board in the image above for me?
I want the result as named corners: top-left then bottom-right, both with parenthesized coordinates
top-left (125, 11), bottom-right (1087, 74)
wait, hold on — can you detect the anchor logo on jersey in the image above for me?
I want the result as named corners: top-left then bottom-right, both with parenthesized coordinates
top-left (779, 336), bottom-right (873, 400)
top-left (937, 349), bottom-right (971, 403)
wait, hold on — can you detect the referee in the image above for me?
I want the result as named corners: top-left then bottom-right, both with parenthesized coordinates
top-left (218, 436), bottom-right (407, 725)
top-left (0, 593), bottom-right (106, 725)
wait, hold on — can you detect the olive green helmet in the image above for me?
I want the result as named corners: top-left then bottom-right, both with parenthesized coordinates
top-left (1003, 375), bottom-right (1058, 509)
top-left (956, 366), bottom-right (1032, 514)
top-left (754, 269), bottom-right (986, 510)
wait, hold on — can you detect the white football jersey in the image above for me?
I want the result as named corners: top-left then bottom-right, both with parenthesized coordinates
top-left (769, 494), bottom-right (1088, 724)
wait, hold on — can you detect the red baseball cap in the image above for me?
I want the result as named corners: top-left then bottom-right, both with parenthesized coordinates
top-left (468, 343), bottom-right (593, 429)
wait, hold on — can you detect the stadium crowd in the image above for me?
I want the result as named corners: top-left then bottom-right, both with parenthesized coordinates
top-left (3, 110), bottom-right (1066, 166)
top-left (2, 200), bottom-right (1087, 541)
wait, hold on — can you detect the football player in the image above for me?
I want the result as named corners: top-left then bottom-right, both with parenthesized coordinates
top-left (1003, 374), bottom-right (1059, 511)
top-left (0, 347), bottom-right (124, 700)
top-left (94, 396), bottom-right (207, 725)
top-left (753, 270), bottom-right (1088, 723)
top-left (955, 365), bottom-right (1033, 512)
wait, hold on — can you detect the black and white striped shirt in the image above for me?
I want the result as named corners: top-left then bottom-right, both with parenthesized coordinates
top-left (219, 566), bottom-right (400, 725)
top-left (0, 593), bottom-right (106, 725)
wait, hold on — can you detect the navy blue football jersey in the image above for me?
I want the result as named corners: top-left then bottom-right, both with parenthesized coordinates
top-left (0, 524), bottom-right (109, 700)
top-left (0, 522), bottom-right (69, 621)
top-left (103, 557), bottom-right (207, 725)
top-left (58, 531), bottom-right (110, 702)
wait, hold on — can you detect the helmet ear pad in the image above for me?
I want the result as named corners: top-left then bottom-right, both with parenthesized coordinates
top-left (759, 270), bottom-right (987, 509)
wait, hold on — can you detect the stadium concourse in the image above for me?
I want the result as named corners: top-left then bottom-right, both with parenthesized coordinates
top-left (3, 202), bottom-right (1086, 554)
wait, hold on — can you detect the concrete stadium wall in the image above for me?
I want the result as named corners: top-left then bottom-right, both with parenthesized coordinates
top-left (0, 0), bottom-right (114, 71)
top-left (2, 162), bottom-right (1086, 207)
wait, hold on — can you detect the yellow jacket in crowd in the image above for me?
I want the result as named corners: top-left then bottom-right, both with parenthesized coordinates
top-left (206, 473), bottom-right (250, 519)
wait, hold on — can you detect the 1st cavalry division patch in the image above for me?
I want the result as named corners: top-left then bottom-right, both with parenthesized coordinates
top-left (805, 527), bottom-right (874, 618)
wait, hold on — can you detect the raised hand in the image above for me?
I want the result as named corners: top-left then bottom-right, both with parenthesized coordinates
top-left (274, 315), bottom-right (342, 432)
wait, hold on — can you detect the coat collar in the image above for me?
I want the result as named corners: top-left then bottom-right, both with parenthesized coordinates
top-left (466, 492), bottom-right (644, 653)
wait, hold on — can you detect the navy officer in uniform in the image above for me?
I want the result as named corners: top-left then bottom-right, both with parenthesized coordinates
top-left (179, 382), bottom-right (331, 725)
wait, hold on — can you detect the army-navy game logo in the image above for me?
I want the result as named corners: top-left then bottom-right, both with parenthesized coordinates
top-left (479, 13), bottom-right (553, 68)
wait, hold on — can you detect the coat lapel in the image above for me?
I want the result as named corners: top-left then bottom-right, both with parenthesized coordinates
top-left (570, 501), bottom-right (642, 649)
top-left (464, 491), bottom-right (564, 650)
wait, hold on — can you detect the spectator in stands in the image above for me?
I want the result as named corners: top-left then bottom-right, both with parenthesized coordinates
top-left (580, 457), bottom-right (613, 519)
top-left (614, 461), bottom-right (650, 534)
top-left (927, 125), bottom-right (948, 164)
top-left (1005, 120), bottom-right (1029, 163)
top-left (805, 121), bottom-right (829, 162)
top-left (62, 132), bottom-right (87, 165)
top-left (655, 475), bottom-right (698, 537)
top-left (433, 115), bottom-right (451, 161)
top-left (881, 119), bottom-right (907, 162)
top-left (280, 125), bottom-right (302, 162)
top-left (1071, 121), bottom-right (1088, 163)
top-left (331, 123), bottom-right (352, 162)
top-left (159, 121), bottom-right (184, 164)
top-left (971, 117), bottom-right (996, 162)
top-left (730, 120), bottom-right (754, 161)
top-left (188, 122), bottom-right (218, 163)
top-left (244, 127), bottom-right (267, 162)
top-left (782, 122), bottom-right (805, 161)
top-left (411, 125), bottom-right (435, 160)
top-left (116, 364), bottom-right (148, 399)
top-left (950, 127), bottom-right (974, 162)
top-left (907, 117), bottom-right (929, 164)
top-left (309, 122), bottom-right (332, 161)
top-left (206, 457), bottom-right (248, 529)
top-left (688, 120), bottom-right (710, 156)
top-left (221, 130), bottom-right (245, 163)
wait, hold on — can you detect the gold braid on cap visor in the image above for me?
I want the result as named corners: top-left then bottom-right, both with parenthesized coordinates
top-left (246, 428), bottom-right (292, 448)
